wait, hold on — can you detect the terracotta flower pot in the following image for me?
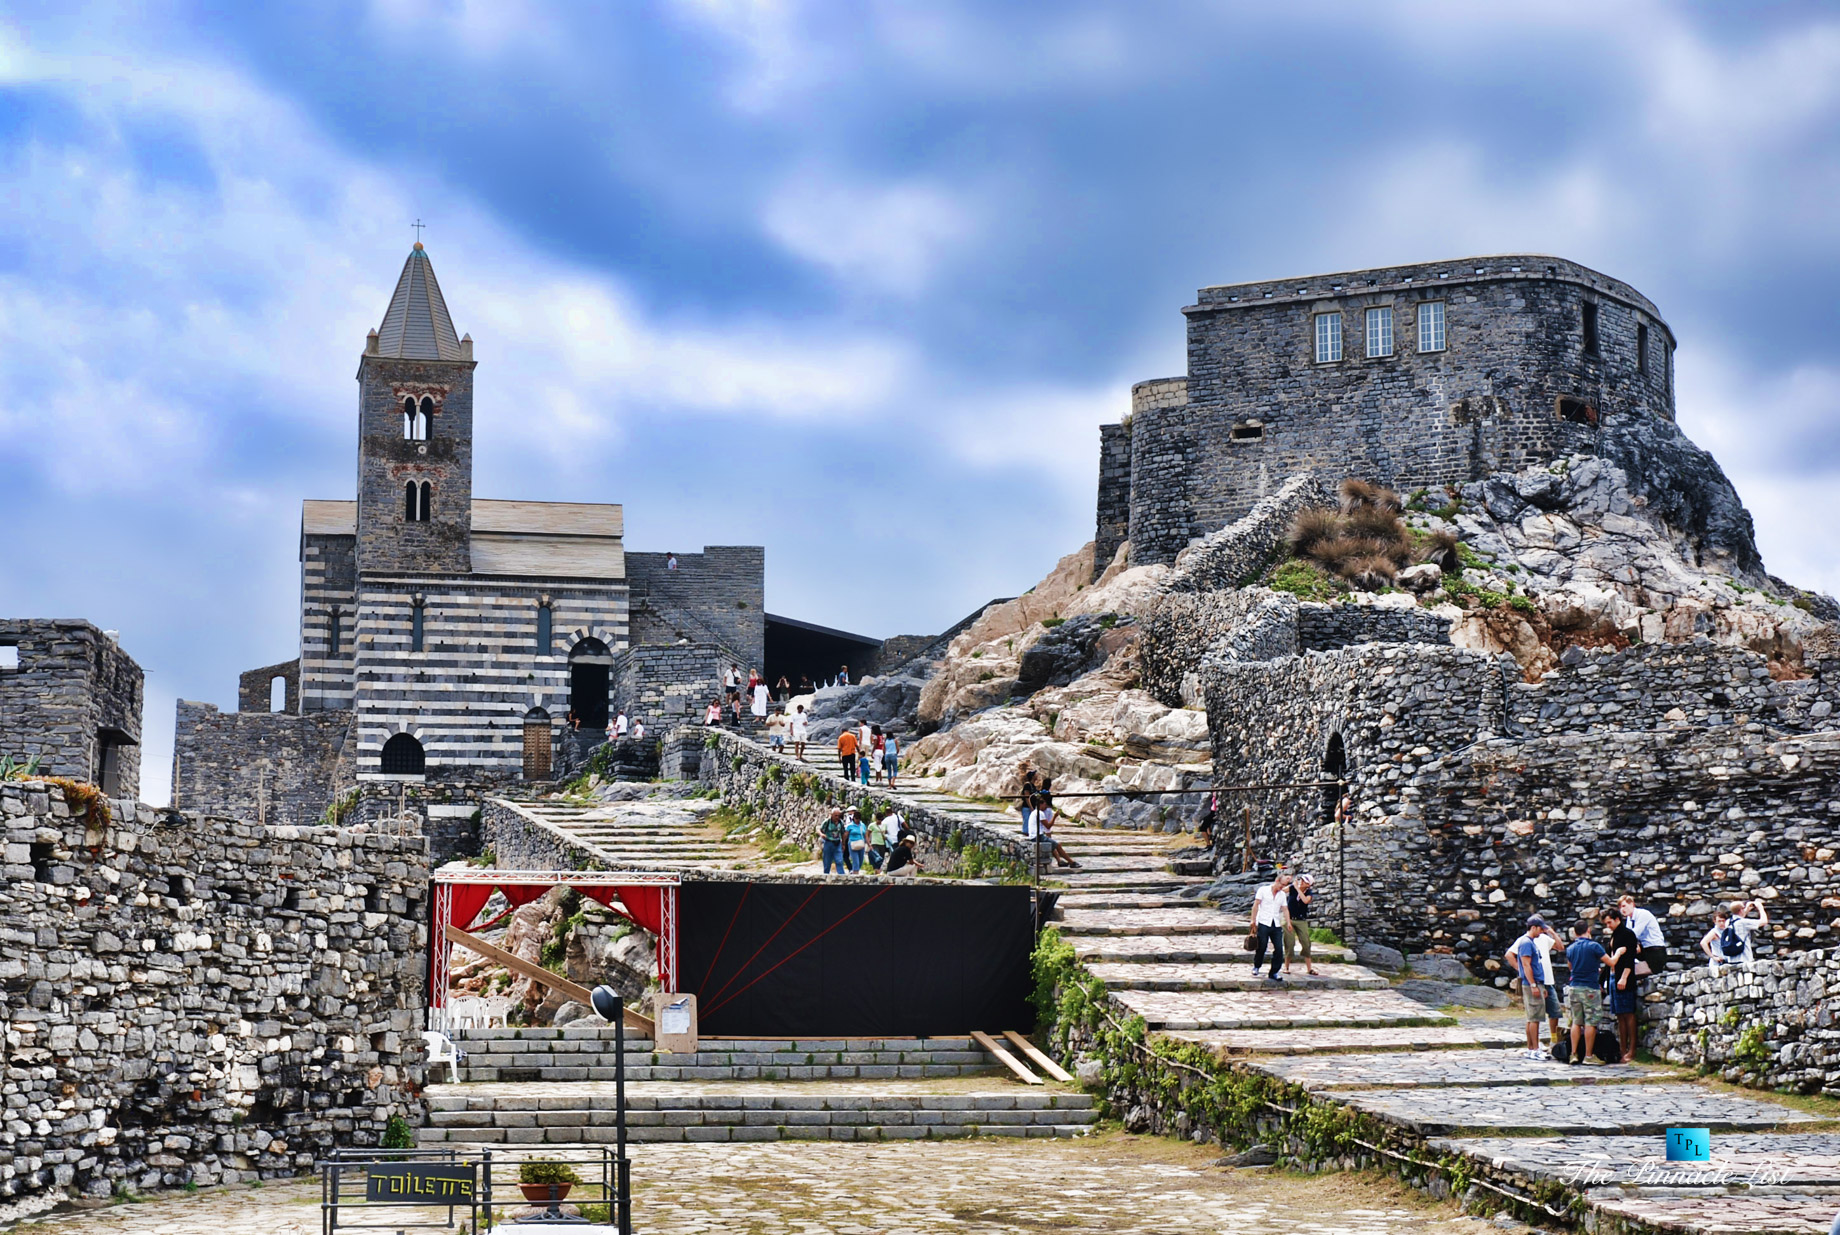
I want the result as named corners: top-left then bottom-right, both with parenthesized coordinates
top-left (519, 1181), bottom-right (573, 1204)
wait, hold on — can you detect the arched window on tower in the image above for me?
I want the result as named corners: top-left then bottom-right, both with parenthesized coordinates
top-left (411, 595), bottom-right (426, 653)
top-left (536, 600), bottom-right (553, 656)
top-left (419, 481), bottom-right (432, 521)
top-left (328, 607), bottom-right (342, 655)
top-left (380, 733), bottom-right (425, 776)
top-left (403, 396), bottom-right (427, 441)
top-left (420, 396), bottom-right (436, 438)
top-left (404, 480), bottom-right (432, 522)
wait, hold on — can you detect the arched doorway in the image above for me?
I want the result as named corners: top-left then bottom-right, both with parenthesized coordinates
top-left (569, 637), bottom-right (613, 731)
top-left (381, 732), bottom-right (426, 776)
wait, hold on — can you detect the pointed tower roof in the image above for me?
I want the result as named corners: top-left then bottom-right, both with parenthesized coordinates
top-left (374, 243), bottom-right (465, 361)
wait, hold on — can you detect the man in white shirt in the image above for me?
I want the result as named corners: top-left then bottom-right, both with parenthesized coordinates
top-left (1617, 895), bottom-right (1669, 975)
top-left (1505, 916), bottom-right (1561, 1055)
top-left (789, 705), bottom-right (809, 761)
top-left (614, 711), bottom-right (629, 739)
top-left (1249, 872), bottom-right (1291, 984)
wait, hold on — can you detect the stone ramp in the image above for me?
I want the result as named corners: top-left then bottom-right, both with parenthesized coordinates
top-left (1247, 1049), bottom-right (1653, 1089)
top-left (1336, 1082), bottom-right (1819, 1137)
top-left (502, 797), bottom-right (751, 870)
top-left (423, 1079), bottom-right (1099, 1144)
top-left (1111, 988), bottom-right (1453, 1031)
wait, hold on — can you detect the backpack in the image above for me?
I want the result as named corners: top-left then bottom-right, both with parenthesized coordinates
top-left (1720, 922), bottom-right (1746, 958)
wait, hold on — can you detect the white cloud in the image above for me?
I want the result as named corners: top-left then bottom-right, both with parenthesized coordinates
top-left (762, 172), bottom-right (975, 294)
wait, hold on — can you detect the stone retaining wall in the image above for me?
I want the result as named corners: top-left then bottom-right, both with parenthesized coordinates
top-left (482, 797), bottom-right (608, 871)
top-left (0, 780), bottom-right (428, 1210)
top-left (1643, 949), bottom-right (1840, 1095)
top-left (170, 703), bottom-right (353, 827)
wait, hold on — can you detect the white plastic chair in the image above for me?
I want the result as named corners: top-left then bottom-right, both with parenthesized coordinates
top-left (422, 1030), bottom-right (462, 1083)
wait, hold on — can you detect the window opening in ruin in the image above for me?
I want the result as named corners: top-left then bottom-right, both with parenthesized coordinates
top-left (328, 608), bottom-right (342, 655)
top-left (403, 396), bottom-right (427, 441)
top-left (29, 842), bottom-right (54, 883)
top-left (1417, 301), bottom-right (1446, 352)
top-left (1637, 323), bottom-right (1649, 375)
top-left (221, 885), bottom-right (252, 905)
top-left (410, 599), bottom-right (425, 652)
top-left (166, 874), bottom-right (191, 902)
top-left (282, 887), bottom-right (301, 912)
top-left (537, 602), bottom-right (553, 656)
top-left (0, 645), bottom-right (17, 670)
top-left (1556, 396), bottom-right (1597, 425)
top-left (524, 707), bottom-right (553, 780)
top-left (380, 733), bottom-right (426, 776)
top-left (420, 396), bottom-right (435, 437)
top-left (1321, 733), bottom-right (1346, 826)
top-left (569, 637), bottom-right (613, 730)
top-left (98, 733), bottom-right (124, 796)
top-left (270, 675), bottom-right (287, 712)
top-left (1364, 306), bottom-right (1393, 357)
top-left (365, 885), bottom-right (385, 914)
top-left (404, 480), bottom-right (432, 522)
top-left (1229, 422), bottom-right (1264, 442)
top-left (1582, 301), bottom-right (1600, 355)
top-left (1313, 312), bottom-right (1342, 363)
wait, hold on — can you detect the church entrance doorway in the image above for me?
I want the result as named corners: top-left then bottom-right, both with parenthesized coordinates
top-left (569, 637), bottom-right (613, 731)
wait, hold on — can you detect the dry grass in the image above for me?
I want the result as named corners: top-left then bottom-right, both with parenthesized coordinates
top-left (1419, 528), bottom-right (1461, 571)
top-left (1287, 507), bottom-right (1342, 557)
top-left (1283, 477), bottom-right (1451, 592)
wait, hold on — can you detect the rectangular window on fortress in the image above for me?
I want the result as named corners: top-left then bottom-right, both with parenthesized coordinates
top-left (1313, 312), bottom-right (1342, 363)
top-left (1364, 306), bottom-right (1393, 358)
top-left (0, 645), bottom-right (17, 670)
top-left (1637, 323), bottom-right (1650, 375)
top-left (1583, 301), bottom-right (1600, 355)
top-left (1417, 301), bottom-right (1446, 352)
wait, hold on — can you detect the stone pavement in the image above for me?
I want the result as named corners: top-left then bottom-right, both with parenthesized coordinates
top-left (4, 1134), bottom-right (1517, 1235)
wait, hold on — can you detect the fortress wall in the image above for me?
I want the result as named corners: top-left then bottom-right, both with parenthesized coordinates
top-left (1118, 257), bottom-right (1678, 564)
top-left (0, 780), bottom-right (426, 1206)
top-left (171, 703), bottom-right (352, 826)
top-left (1092, 421), bottom-right (1133, 579)
top-left (612, 642), bottom-right (725, 729)
top-left (1643, 949), bottom-right (1840, 1094)
top-left (0, 620), bottom-right (143, 798)
top-left (627, 547), bottom-right (765, 670)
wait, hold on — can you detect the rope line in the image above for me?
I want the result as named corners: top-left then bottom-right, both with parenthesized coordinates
top-left (696, 883), bottom-right (752, 993)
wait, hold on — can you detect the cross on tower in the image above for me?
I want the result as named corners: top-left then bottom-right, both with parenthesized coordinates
top-left (412, 219), bottom-right (426, 243)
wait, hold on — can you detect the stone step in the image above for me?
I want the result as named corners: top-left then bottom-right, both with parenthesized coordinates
top-left (1056, 893), bottom-right (1203, 910)
top-left (1164, 1025), bottom-right (1528, 1056)
top-left (1338, 1081), bottom-right (1819, 1137)
top-left (1111, 988), bottom-right (1455, 1031)
top-left (1070, 933), bottom-right (1355, 963)
top-left (1052, 873), bottom-right (1210, 891)
top-left (1086, 961), bottom-right (1389, 992)
top-left (450, 1037), bottom-right (1007, 1083)
top-left (1245, 1050), bottom-right (1657, 1090)
top-left (461, 1060), bottom-right (1003, 1083)
top-left (451, 1032), bottom-right (980, 1051)
top-left (1057, 907), bottom-right (1243, 935)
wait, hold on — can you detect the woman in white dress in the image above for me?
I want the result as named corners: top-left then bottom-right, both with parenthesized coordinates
top-left (751, 679), bottom-right (769, 718)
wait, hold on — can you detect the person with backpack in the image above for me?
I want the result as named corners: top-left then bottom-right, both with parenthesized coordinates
top-left (1283, 875), bottom-right (1318, 976)
top-left (1701, 900), bottom-right (1767, 972)
top-left (843, 808), bottom-right (869, 873)
top-left (1016, 768), bottom-right (1039, 836)
top-left (1602, 907), bottom-right (1641, 1063)
top-left (1563, 920), bottom-right (1608, 1066)
top-left (819, 807), bottom-right (845, 874)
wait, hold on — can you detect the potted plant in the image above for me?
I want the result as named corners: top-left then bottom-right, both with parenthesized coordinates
top-left (518, 1159), bottom-right (581, 1204)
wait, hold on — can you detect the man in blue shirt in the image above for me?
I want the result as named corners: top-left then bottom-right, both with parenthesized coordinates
top-left (1564, 920), bottom-right (1609, 1065)
top-left (1506, 916), bottom-right (1553, 1058)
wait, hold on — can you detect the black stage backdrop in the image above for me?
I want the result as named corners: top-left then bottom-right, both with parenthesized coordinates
top-left (678, 881), bottom-right (1034, 1038)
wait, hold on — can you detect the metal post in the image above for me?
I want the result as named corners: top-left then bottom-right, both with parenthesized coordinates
top-left (1242, 805), bottom-right (1252, 873)
top-left (616, 1007), bottom-right (631, 1234)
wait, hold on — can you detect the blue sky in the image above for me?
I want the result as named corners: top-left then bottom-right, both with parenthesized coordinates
top-left (3, 1), bottom-right (1838, 804)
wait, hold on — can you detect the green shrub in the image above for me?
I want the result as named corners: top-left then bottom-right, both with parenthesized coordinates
top-left (1507, 595), bottom-right (1538, 615)
top-left (380, 1114), bottom-right (415, 1149)
top-left (1735, 1023), bottom-right (1771, 1069)
top-left (1267, 559), bottom-right (1337, 602)
top-left (1041, 617), bottom-right (1065, 628)
top-left (518, 1160), bottom-right (582, 1186)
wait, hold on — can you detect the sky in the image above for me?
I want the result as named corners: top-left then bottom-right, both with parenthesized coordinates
top-left (2, 1), bottom-right (1838, 805)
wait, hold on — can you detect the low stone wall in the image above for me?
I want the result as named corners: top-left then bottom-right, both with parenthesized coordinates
top-left (0, 780), bottom-right (427, 1211)
top-left (691, 729), bottom-right (1034, 877)
top-left (612, 643), bottom-right (724, 732)
top-left (171, 702), bottom-right (353, 826)
top-left (1297, 602), bottom-right (1451, 651)
top-left (1165, 474), bottom-right (1330, 593)
top-left (482, 798), bottom-right (610, 871)
top-left (349, 778), bottom-right (489, 864)
top-left (1643, 949), bottom-right (1840, 1095)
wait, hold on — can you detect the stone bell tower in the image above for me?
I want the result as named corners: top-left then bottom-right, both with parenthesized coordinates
top-left (355, 242), bottom-right (476, 576)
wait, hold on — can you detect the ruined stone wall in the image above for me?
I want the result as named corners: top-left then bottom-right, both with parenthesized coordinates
top-left (1092, 422), bottom-right (1133, 580)
top-left (1296, 603), bottom-right (1451, 653)
top-left (237, 659), bottom-right (300, 714)
top-left (1120, 257), bottom-right (1677, 565)
top-left (611, 643), bottom-right (724, 731)
top-left (170, 703), bottom-right (352, 826)
top-left (0, 620), bottom-right (143, 798)
top-left (0, 780), bottom-right (427, 1208)
top-left (1643, 949), bottom-right (1840, 1095)
top-left (627, 547), bottom-right (765, 670)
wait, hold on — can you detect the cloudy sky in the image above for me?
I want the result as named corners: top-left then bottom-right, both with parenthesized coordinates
top-left (2, 2), bottom-right (1838, 804)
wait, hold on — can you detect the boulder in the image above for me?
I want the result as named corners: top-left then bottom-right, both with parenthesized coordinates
top-left (1353, 941), bottom-right (1405, 972)
top-left (1396, 562), bottom-right (1443, 593)
top-left (1406, 953), bottom-right (1473, 981)
top-left (1395, 979), bottom-right (1510, 1009)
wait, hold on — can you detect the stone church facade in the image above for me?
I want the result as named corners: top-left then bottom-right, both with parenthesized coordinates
top-left (173, 244), bottom-right (763, 828)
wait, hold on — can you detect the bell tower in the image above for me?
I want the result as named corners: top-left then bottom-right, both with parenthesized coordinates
top-left (355, 242), bottom-right (476, 576)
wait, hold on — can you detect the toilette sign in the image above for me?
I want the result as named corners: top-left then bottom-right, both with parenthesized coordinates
top-left (365, 1162), bottom-right (477, 1202)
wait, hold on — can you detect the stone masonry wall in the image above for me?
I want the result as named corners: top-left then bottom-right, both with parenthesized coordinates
top-left (627, 547), bottom-right (765, 671)
top-left (0, 620), bottom-right (143, 798)
top-left (0, 780), bottom-right (427, 1208)
top-left (355, 354), bottom-right (475, 576)
top-left (237, 660), bottom-right (300, 715)
top-left (1092, 422), bottom-right (1133, 581)
top-left (1643, 949), bottom-right (1840, 1095)
top-left (689, 729), bottom-right (1035, 876)
top-left (612, 643), bottom-right (724, 731)
top-left (170, 703), bottom-right (352, 827)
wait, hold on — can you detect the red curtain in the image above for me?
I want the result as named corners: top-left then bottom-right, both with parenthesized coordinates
top-left (580, 885), bottom-right (663, 937)
top-left (444, 883), bottom-right (550, 934)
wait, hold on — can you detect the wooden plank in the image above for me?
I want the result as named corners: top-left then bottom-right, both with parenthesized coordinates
top-left (443, 924), bottom-right (655, 1036)
top-left (969, 1029), bottom-right (1042, 1086)
top-left (1002, 1030), bottom-right (1075, 1084)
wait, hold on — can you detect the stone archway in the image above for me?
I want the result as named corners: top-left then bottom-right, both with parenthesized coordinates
top-left (569, 637), bottom-right (613, 730)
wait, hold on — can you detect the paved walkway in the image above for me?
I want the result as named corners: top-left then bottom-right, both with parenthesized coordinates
top-left (5, 1135), bottom-right (1504, 1234)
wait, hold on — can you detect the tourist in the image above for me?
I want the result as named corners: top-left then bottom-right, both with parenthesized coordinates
top-left (766, 706), bottom-right (788, 753)
top-left (1016, 767), bottom-right (1039, 836)
top-left (864, 811), bottom-right (888, 872)
top-left (1196, 791), bottom-right (1219, 846)
top-left (724, 664), bottom-right (741, 706)
top-left (1506, 916), bottom-right (1557, 1058)
top-left (703, 698), bottom-right (722, 726)
top-left (868, 726), bottom-right (885, 783)
top-left (1602, 907), bottom-right (1641, 1063)
top-left (838, 725), bottom-right (859, 781)
top-left (798, 674), bottom-right (813, 696)
top-left (751, 674), bottom-right (769, 720)
top-left (666, 552), bottom-right (678, 570)
top-left (858, 743), bottom-right (872, 786)
top-left (790, 705), bottom-right (809, 761)
top-left (1033, 789), bottom-right (1080, 869)
top-left (1563, 920), bottom-right (1607, 1066)
top-left (839, 664), bottom-right (851, 687)
top-left (1284, 874), bottom-right (1318, 977)
top-left (884, 830), bottom-right (921, 878)
top-left (613, 710), bottom-right (628, 739)
top-left (1250, 872), bottom-right (1291, 983)
top-left (632, 718), bottom-right (645, 741)
top-left (880, 807), bottom-right (905, 855)
top-left (844, 808), bottom-right (869, 873)
top-left (775, 674), bottom-right (791, 702)
top-left (883, 732), bottom-right (900, 788)
top-left (819, 807), bottom-right (845, 875)
top-left (1702, 900), bottom-right (1767, 972)
top-left (1618, 895), bottom-right (1670, 976)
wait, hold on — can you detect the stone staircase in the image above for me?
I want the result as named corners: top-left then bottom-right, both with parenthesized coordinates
top-left (496, 796), bottom-right (761, 871)
top-left (450, 1028), bottom-right (1003, 1083)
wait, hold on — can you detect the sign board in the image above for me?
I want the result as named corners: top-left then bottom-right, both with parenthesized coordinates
top-left (653, 991), bottom-right (698, 1054)
top-left (365, 1163), bottom-right (477, 1203)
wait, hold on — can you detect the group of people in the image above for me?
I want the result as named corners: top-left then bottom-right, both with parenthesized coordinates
top-left (576, 710), bottom-right (643, 741)
top-left (817, 805), bottom-right (922, 877)
top-left (836, 722), bottom-right (900, 787)
top-left (1248, 870), bottom-right (1320, 981)
top-left (1013, 768), bottom-right (1080, 869)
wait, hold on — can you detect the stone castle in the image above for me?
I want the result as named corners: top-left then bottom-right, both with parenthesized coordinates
top-left (170, 244), bottom-right (771, 831)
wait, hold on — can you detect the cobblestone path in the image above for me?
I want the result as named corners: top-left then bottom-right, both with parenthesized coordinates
top-left (1041, 820), bottom-right (1840, 1233)
top-left (7, 1135), bottom-right (1505, 1234)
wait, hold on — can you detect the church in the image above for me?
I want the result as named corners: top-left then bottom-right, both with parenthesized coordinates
top-left (172, 244), bottom-right (778, 829)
